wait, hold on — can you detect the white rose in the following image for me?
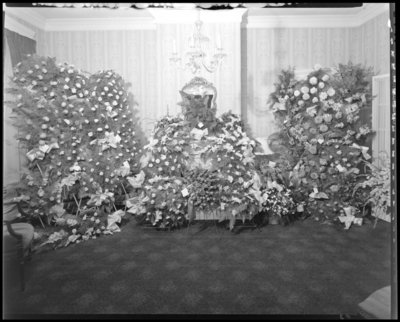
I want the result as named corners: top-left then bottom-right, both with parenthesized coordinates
top-left (302, 93), bottom-right (310, 101)
top-left (314, 64), bottom-right (322, 71)
top-left (318, 82), bottom-right (325, 89)
top-left (319, 92), bottom-right (328, 100)
top-left (298, 100), bottom-right (305, 107)
top-left (327, 88), bottom-right (336, 97)
top-left (309, 77), bottom-right (318, 85)
top-left (310, 87), bottom-right (318, 94)
top-left (155, 159), bottom-right (160, 163)
top-left (312, 97), bottom-right (319, 103)
top-left (301, 86), bottom-right (310, 94)
top-left (322, 75), bottom-right (329, 82)
top-left (294, 90), bottom-right (300, 97)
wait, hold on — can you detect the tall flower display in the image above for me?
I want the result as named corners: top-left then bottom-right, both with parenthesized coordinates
top-left (267, 62), bottom-right (375, 220)
top-left (5, 54), bottom-right (144, 225)
top-left (131, 93), bottom-right (261, 230)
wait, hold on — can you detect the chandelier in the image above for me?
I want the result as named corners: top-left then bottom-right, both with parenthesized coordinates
top-left (169, 9), bottom-right (227, 74)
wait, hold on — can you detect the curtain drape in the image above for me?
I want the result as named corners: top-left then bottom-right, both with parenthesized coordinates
top-left (5, 28), bottom-right (36, 69)
top-left (3, 27), bottom-right (36, 185)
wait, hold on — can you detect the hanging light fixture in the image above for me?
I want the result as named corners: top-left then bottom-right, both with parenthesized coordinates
top-left (169, 8), bottom-right (227, 74)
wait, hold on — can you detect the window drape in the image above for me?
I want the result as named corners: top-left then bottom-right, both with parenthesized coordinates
top-left (5, 28), bottom-right (36, 69)
top-left (3, 24), bottom-right (36, 185)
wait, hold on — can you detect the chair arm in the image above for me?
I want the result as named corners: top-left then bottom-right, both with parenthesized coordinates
top-left (4, 220), bottom-right (23, 240)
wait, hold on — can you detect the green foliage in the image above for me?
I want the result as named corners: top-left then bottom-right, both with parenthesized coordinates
top-left (4, 54), bottom-right (144, 221)
top-left (352, 151), bottom-right (390, 226)
top-left (268, 62), bottom-right (376, 219)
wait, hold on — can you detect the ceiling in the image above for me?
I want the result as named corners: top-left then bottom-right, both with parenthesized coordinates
top-left (6, 3), bottom-right (371, 20)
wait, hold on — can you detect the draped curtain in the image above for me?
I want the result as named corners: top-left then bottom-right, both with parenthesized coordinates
top-left (5, 28), bottom-right (36, 68)
top-left (3, 26), bottom-right (36, 185)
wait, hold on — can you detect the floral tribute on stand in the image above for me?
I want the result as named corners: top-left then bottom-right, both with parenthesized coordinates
top-left (4, 54), bottom-right (144, 252)
top-left (129, 92), bottom-right (267, 231)
top-left (267, 62), bottom-right (377, 227)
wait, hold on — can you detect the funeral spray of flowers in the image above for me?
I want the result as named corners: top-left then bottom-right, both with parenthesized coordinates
top-left (5, 54), bottom-right (144, 250)
top-left (267, 62), bottom-right (375, 221)
top-left (126, 92), bottom-right (262, 230)
top-left (352, 151), bottom-right (390, 227)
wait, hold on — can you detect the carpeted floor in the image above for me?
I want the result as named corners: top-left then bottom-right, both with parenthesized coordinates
top-left (3, 218), bottom-right (391, 316)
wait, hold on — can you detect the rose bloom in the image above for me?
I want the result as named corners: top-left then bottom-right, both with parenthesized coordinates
top-left (322, 75), bottom-right (329, 82)
top-left (314, 116), bottom-right (323, 124)
top-left (337, 150), bottom-right (342, 155)
top-left (301, 86), bottom-right (310, 94)
top-left (309, 160), bottom-right (316, 167)
top-left (319, 92), bottom-right (328, 101)
top-left (302, 93), bottom-right (310, 100)
top-left (303, 122), bottom-right (311, 130)
top-left (309, 77), bottom-right (318, 85)
top-left (320, 173), bottom-right (327, 180)
top-left (320, 166), bottom-right (326, 172)
top-left (327, 88), bottom-right (336, 97)
top-left (323, 114), bottom-right (333, 123)
top-left (294, 90), bottom-right (300, 97)
top-left (310, 172), bottom-right (318, 180)
top-left (330, 185), bottom-right (339, 192)
top-left (309, 145), bottom-right (317, 154)
top-left (309, 128), bottom-right (317, 134)
top-left (300, 135), bottom-right (308, 142)
top-left (298, 100), bottom-right (305, 107)
top-left (320, 158), bottom-right (328, 165)
top-left (319, 124), bottom-right (328, 132)
top-left (318, 82), bottom-right (325, 89)
top-left (314, 64), bottom-right (322, 71)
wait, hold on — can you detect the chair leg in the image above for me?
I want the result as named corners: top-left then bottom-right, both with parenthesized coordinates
top-left (20, 258), bottom-right (25, 292)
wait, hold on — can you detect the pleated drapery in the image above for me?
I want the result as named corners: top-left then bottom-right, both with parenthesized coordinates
top-left (5, 28), bottom-right (36, 69)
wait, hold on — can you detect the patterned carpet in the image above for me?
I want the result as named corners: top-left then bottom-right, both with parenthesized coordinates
top-left (3, 218), bottom-right (391, 317)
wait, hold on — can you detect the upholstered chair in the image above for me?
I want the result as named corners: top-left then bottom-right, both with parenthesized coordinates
top-left (3, 190), bottom-right (34, 291)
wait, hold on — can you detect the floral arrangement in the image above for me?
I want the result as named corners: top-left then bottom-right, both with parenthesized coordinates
top-left (267, 62), bottom-right (375, 221)
top-left (32, 207), bottom-right (126, 253)
top-left (352, 151), bottom-right (390, 227)
top-left (5, 54), bottom-right (144, 226)
top-left (260, 182), bottom-right (296, 222)
top-left (132, 91), bottom-right (261, 230)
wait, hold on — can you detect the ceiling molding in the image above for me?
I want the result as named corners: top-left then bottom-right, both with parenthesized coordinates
top-left (4, 7), bottom-right (46, 30)
top-left (148, 8), bottom-right (248, 23)
top-left (242, 3), bottom-right (389, 29)
top-left (242, 15), bottom-right (359, 29)
top-left (5, 15), bottom-right (36, 39)
top-left (45, 17), bottom-right (156, 31)
top-left (356, 3), bottom-right (389, 26)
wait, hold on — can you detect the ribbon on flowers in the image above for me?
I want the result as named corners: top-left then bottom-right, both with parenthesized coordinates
top-left (351, 143), bottom-right (371, 160)
top-left (87, 190), bottom-right (114, 206)
top-left (126, 191), bottom-right (149, 214)
top-left (98, 131), bottom-right (122, 151)
top-left (144, 137), bottom-right (159, 151)
top-left (26, 148), bottom-right (45, 162)
top-left (127, 170), bottom-right (145, 188)
top-left (339, 206), bottom-right (362, 229)
top-left (46, 141), bottom-right (60, 153)
top-left (107, 209), bottom-right (124, 232)
top-left (269, 97), bottom-right (287, 113)
top-left (106, 105), bottom-right (118, 118)
top-left (115, 161), bottom-right (130, 177)
top-left (306, 105), bottom-right (318, 117)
